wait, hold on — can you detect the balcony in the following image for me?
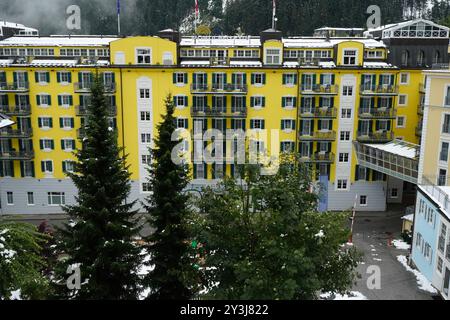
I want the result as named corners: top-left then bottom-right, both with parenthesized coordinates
top-left (419, 83), bottom-right (425, 93)
top-left (0, 128), bottom-right (33, 139)
top-left (0, 150), bottom-right (34, 160)
top-left (0, 105), bottom-right (31, 116)
top-left (358, 107), bottom-right (397, 119)
top-left (298, 58), bottom-right (321, 67)
top-left (300, 152), bottom-right (335, 163)
top-left (74, 82), bottom-right (116, 93)
top-left (360, 85), bottom-right (399, 96)
top-left (190, 84), bottom-right (248, 95)
top-left (356, 131), bottom-right (394, 143)
top-left (75, 105), bottom-right (117, 116)
top-left (191, 105), bottom-right (247, 118)
top-left (417, 104), bottom-right (424, 116)
top-left (416, 125), bottom-right (422, 137)
top-left (300, 84), bottom-right (339, 95)
top-left (0, 82), bottom-right (29, 92)
top-left (298, 130), bottom-right (336, 141)
top-left (300, 107), bottom-right (337, 118)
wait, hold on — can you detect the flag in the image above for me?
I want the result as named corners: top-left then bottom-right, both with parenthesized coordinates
top-left (195, 0), bottom-right (199, 20)
top-left (117, 0), bottom-right (121, 15)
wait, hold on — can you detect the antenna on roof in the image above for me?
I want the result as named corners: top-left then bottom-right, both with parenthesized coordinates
top-left (271, 0), bottom-right (277, 29)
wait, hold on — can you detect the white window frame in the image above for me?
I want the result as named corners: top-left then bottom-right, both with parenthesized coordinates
top-left (252, 96), bottom-right (264, 109)
top-left (265, 48), bottom-right (281, 65)
top-left (281, 119), bottom-right (295, 132)
top-left (400, 73), bottom-right (410, 85)
top-left (136, 47), bottom-right (152, 64)
top-left (342, 49), bottom-right (358, 66)
top-left (398, 94), bottom-right (408, 106)
top-left (336, 179), bottom-right (349, 191)
top-left (340, 131), bottom-right (351, 141)
top-left (396, 116), bottom-right (406, 128)
top-left (141, 133), bottom-right (152, 144)
top-left (360, 195), bottom-right (368, 206)
top-left (27, 191), bottom-right (34, 206)
top-left (42, 160), bottom-right (54, 174)
top-left (47, 192), bottom-right (65, 206)
top-left (6, 191), bottom-right (14, 205)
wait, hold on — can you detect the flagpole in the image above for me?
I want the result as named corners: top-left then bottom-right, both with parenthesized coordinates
top-left (272, 0), bottom-right (276, 29)
top-left (117, 0), bottom-right (121, 35)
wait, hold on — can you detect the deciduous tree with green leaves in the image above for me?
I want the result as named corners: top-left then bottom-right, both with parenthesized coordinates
top-left (190, 156), bottom-right (361, 300)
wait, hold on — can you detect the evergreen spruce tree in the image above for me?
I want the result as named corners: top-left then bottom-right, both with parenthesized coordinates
top-left (54, 74), bottom-right (142, 300)
top-left (143, 94), bottom-right (193, 300)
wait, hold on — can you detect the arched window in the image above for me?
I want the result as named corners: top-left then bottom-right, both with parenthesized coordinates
top-left (434, 50), bottom-right (441, 64)
top-left (401, 50), bottom-right (410, 66)
top-left (417, 50), bottom-right (425, 66)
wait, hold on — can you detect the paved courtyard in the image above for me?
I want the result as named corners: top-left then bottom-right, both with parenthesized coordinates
top-left (351, 209), bottom-right (434, 300)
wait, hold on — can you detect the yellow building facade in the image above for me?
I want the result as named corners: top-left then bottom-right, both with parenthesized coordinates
top-left (0, 23), bottom-right (445, 214)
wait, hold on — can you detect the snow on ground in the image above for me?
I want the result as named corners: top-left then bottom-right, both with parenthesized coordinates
top-left (9, 289), bottom-right (22, 300)
top-left (397, 255), bottom-right (437, 294)
top-left (320, 291), bottom-right (368, 300)
top-left (393, 239), bottom-right (411, 250)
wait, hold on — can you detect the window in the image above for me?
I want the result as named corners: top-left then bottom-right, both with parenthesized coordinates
top-left (174, 96), bottom-right (188, 108)
top-left (400, 73), bottom-right (409, 85)
top-left (281, 119), bottom-right (295, 131)
top-left (41, 160), bottom-right (53, 174)
top-left (141, 133), bottom-right (151, 143)
top-left (140, 111), bottom-right (151, 121)
top-left (141, 155), bottom-right (151, 165)
top-left (438, 168), bottom-right (447, 186)
top-left (399, 95), bottom-right (407, 106)
top-left (339, 153), bottom-right (349, 163)
top-left (37, 94), bottom-right (51, 106)
top-left (337, 179), bottom-right (348, 190)
top-left (282, 74), bottom-right (297, 86)
top-left (360, 195), bottom-right (367, 206)
top-left (251, 73), bottom-right (266, 86)
top-left (176, 118), bottom-right (189, 129)
top-left (61, 139), bottom-right (76, 151)
top-left (173, 72), bottom-right (187, 85)
top-left (391, 188), bottom-right (398, 198)
top-left (396, 116), bottom-right (406, 128)
top-left (60, 117), bottom-right (74, 129)
top-left (440, 142), bottom-right (449, 162)
top-left (401, 50), bottom-right (410, 66)
top-left (250, 119), bottom-right (265, 130)
top-left (48, 192), bottom-right (65, 205)
top-left (437, 257), bottom-right (443, 273)
top-left (341, 108), bottom-right (352, 118)
top-left (416, 233), bottom-right (422, 248)
top-left (36, 72), bottom-right (49, 83)
top-left (343, 49), bottom-right (357, 65)
top-left (142, 183), bottom-right (151, 192)
top-left (58, 95), bottom-right (72, 106)
top-left (40, 139), bottom-right (54, 151)
top-left (38, 117), bottom-right (53, 129)
top-left (424, 243), bottom-right (432, 261)
top-left (136, 48), bottom-right (151, 64)
top-left (282, 96), bottom-right (296, 109)
top-left (251, 96), bottom-right (265, 108)
top-left (417, 50), bottom-right (425, 66)
top-left (27, 192), bottom-right (34, 205)
top-left (340, 131), bottom-right (351, 141)
top-left (62, 160), bottom-right (75, 173)
top-left (265, 48), bottom-right (281, 65)
top-left (6, 191), bottom-right (13, 205)
top-left (443, 114), bottom-right (450, 134)
top-left (342, 86), bottom-right (353, 96)
top-left (438, 224), bottom-right (447, 253)
top-left (280, 141), bottom-right (295, 153)
top-left (139, 88), bottom-right (150, 99)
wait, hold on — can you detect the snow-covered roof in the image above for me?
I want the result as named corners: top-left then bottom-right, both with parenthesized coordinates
top-left (0, 59), bottom-right (13, 66)
top-left (30, 59), bottom-right (78, 67)
top-left (402, 214), bottom-right (414, 222)
top-left (180, 36), bottom-right (261, 47)
top-left (319, 61), bottom-right (336, 68)
top-left (0, 21), bottom-right (36, 31)
top-left (418, 184), bottom-right (450, 220)
top-left (180, 60), bottom-right (210, 66)
top-left (365, 140), bottom-right (419, 159)
top-left (0, 36), bottom-right (118, 47)
top-left (282, 37), bottom-right (385, 49)
top-left (229, 61), bottom-right (262, 67)
top-left (363, 61), bottom-right (396, 69)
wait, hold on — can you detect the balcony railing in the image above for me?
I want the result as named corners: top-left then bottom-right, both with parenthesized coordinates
top-left (356, 131), bottom-right (394, 143)
top-left (0, 82), bottom-right (29, 92)
top-left (358, 107), bottom-right (397, 119)
top-left (191, 105), bottom-right (247, 118)
top-left (300, 152), bottom-right (335, 163)
top-left (74, 82), bottom-right (116, 93)
top-left (0, 128), bottom-right (33, 138)
top-left (0, 105), bottom-right (31, 116)
top-left (0, 150), bottom-right (34, 160)
top-left (75, 105), bottom-right (117, 116)
top-left (417, 104), bottom-right (424, 115)
top-left (360, 85), bottom-right (399, 96)
top-left (190, 84), bottom-right (248, 94)
top-left (299, 107), bottom-right (337, 118)
top-left (300, 84), bottom-right (339, 95)
top-left (419, 83), bottom-right (425, 93)
top-left (298, 130), bottom-right (336, 141)
top-left (416, 124), bottom-right (423, 137)
top-left (298, 58), bottom-right (321, 66)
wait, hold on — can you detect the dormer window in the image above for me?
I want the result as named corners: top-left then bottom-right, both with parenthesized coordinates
top-left (136, 48), bottom-right (151, 64)
top-left (265, 48), bottom-right (281, 65)
top-left (343, 50), bottom-right (357, 65)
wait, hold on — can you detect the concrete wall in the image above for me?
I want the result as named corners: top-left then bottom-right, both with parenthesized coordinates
top-left (327, 181), bottom-right (387, 211)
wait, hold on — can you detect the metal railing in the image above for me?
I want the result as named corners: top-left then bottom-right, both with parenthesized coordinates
top-left (420, 176), bottom-right (450, 213)
top-left (356, 131), bottom-right (394, 142)
top-left (0, 82), bottom-right (29, 92)
top-left (191, 83), bottom-right (248, 94)
top-left (191, 105), bottom-right (247, 117)
top-left (360, 84), bottom-right (399, 95)
top-left (300, 84), bottom-right (339, 95)
top-left (300, 152), bottom-right (335, 163)
top-left (298, 130), bottom-right (336, 141)
top-left (75, 105), bottom-right (117, 116)
top-left (358, 107), bottom-right (397, 119)
top-left (299, 107), bottom-right (337, 118)
top-left (74, 82), bottom-right (116, 93)
top-left (0, 128), bottom-right (33, 138)
top-left (0, 150), bottom-right (34, 160)
top-left (0, 105), bottom-right (31, 116)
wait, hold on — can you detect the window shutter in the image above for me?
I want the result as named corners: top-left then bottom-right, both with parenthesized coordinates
top-left (319, 97), bottom-right (323, 107)
top-left (369, 121), bottom-right (373, 132)
top-left (390, 75), bottom-right (395, 85)
top-left (311, 120), bottom-right (315, 132)
top-left (377, 98), bottom-right (381, 108)
top-left (262, 119), bottom-right (265, 129)
top-left (49, 118), bottom-right (53, 128)
top-left (262, 97), bottom-right (266, 107)
top-left (281, 120), bottom-right (285, 130)
top-left (36, 95), bottom-right (41, 105)
top-left (39, 140), bottom-right (44, 150)
top-left (250, 97), bottom-right (255, 107)
top-left (78, 72), bottom-right (82, 83)
top-left (46, 72), bottom-right (50, 83)
top-left (355, 165), bottom-right (360, 181)
top-left (68, 73), bottom-right (72, 83)
top-left (320, 74), bottom-right (324, 84)
top-left (184, 73), bottom-right (188, 84)
top-left (366, 169), bottom-right (371, 181)
top-left (71, 140), bottom-right (76, 150)
top-left (61, 140), bottom-right (65, 150)
top-left (48, 95), bottom-right (52, 105)
top-left (282, 74), bottom-right (286, 85)
top-left (62, 161), bottom-right (66, 173)
top-left (282, 97), bottom-right (286, 108)
top-left (318, 120), bottom-right (322, 130)
top-left (20, 161), bottom-right (24, 177)
top-left (312, 74), bottom-right (317, 84)
top-left (293, 97), bottom-right (297, 107)
top-left (30, 162), bottom-right (35, 177)
top-left (13, 72), bottom-right (17, 83)
top-left (59, 118), bottom-right (63, 128)
top-left (172, 73), bottom-right (177, 83)
top-left (70, 118), bottom-right (75, 128)
top-left (250, 120), bottom-right (254, 129)
top-left (251, 73), bottom-right (255, 84)
top-left (193, 163), bottom-right (197, 179)
top-left (262, 74), bottom-right (266, 84)
top-left (57, 72), bottom-right (61, 83)
top-left (38, 118), bottom-right (42, 128)
top-left (51, 140), bottom-right (55, 150)
top-left (292, 120), bottom-right (296, 130)
top-left (69, 95), bottom-right (73, 105)
top-left (41, 161), bottom-right (45, 172)
top-left (387, 120), bottom-right (391, 131)
top-left (243, 73), bottom-right (247, 84)
top-left (331, 74), bottom-right (335, 84)
top-left (231, 119), bottom-right (235, 129)
top-left (49, 161), bottom-right (53, 172)
top-left (58, 95), bottom-right (62, 106)
top-left (232, 74), bottom-right (236, 85)
top-left (330, 97), bottom-right (334, 107)
top-left (204, 163), bottom-right (208, 179)
top-left (35, 72), bottom-right (39, 83)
